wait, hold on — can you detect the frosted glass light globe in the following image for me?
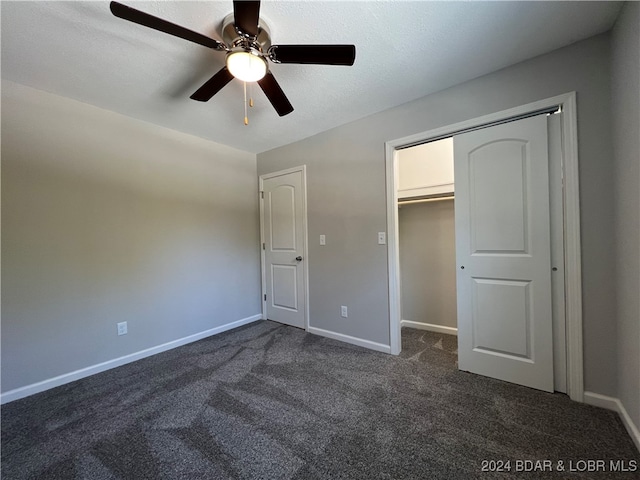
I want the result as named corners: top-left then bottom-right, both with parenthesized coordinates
top-left (226, 51), bottom-right (267, 82)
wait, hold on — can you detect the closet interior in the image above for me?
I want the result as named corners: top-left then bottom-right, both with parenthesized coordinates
top-left (397, 138), bottom-right (457, 336)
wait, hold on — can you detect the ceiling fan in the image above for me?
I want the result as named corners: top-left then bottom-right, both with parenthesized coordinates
top-left (110, 1), bottom-right (356, 121)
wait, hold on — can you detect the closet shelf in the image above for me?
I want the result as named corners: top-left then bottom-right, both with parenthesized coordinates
top-left (398, 195), bottom-right (454, 206)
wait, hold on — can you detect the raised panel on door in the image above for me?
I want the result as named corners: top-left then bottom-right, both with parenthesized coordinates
top-left (469, 141), bottom-right (529, 254)
top-left (269, 185), bottom-right (297, 251)
top-left (262, 169), bottom-right (306, 329)
top-left (455, 114), bottom-right (553, 392)
top-left (472, 278), bottom-right (532, 360)
top-left (271, 264), bottom-right (298, 310)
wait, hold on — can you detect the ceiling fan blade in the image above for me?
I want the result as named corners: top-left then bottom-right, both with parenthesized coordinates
top-left (110, 2), bottom-right (225, 51)
top-left (190, 67), bottom-right (234, 102)
top-left (269, 45), bottom-right (356, 66)
top-left (233, 1), bottom-right (261, 37)
top-left (258, 72), bottom-right (294, 117)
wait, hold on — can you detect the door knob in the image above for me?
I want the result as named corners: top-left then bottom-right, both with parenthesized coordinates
top-left (295, 256), bottom-right (303, 262)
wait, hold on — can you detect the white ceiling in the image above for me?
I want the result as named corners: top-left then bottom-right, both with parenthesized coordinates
top-left (1, 1), bottom-right (622, 153)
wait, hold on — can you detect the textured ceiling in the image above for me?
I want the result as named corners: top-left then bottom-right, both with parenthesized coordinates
top-left (1, 1), bottom-right (622, 153)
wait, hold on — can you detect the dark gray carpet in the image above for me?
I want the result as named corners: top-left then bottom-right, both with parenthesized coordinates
top-left (2, 321), bottom-right (638, 479)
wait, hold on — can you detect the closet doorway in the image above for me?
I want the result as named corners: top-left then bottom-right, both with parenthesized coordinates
top-left (386, 93), bottom-right (583, 401)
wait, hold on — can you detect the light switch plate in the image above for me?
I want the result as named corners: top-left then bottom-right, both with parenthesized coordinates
top-left (117, 321), bottom-right (128, 336)
top-left (378, 232), bottom-right (386, 245)
top-left (320, 234), bottom-right (326, 245)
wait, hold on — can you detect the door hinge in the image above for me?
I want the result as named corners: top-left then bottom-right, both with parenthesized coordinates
top-left (260, 191), bottom-right (264, 199)
top-left (262, 243), bottom-right (265, 250)
top-left (264, 294), bottom-right (267, 301)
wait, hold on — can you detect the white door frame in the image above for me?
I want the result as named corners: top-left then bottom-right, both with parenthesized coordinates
top-left (385, 92), bottom-right (584, 402)
top-left (259, 165), bottom-right (310, 330)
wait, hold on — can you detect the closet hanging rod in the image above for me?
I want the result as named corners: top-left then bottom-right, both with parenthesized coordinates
top-left (398, 195), bottom-right (454, 206)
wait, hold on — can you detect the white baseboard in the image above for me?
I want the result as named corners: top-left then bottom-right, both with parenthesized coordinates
top-left (401, 319), bottom-right (458, 336)
top-left (0, 314), bottom-right (262, 405)
top-left (584, 391), bottom-right (640, 452)
top-left (307, 326), bottom-right (391, 354)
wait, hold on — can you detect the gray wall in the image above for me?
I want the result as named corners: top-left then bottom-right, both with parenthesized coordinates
top-left (1, 82), bottom-right (261, 393)
top-left (258, 34), bottom-right (617, 396)
top-left (399, 201), bottom-right (457, 329)
top-left (611, 2), bottom-right (640, 430)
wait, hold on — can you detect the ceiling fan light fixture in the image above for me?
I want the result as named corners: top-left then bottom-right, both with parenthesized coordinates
top-left (226, 49), bottom-right (267, 82)
top-left (110, 1), bottom-right (356, 117)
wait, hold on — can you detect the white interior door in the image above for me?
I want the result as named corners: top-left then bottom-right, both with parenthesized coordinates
top-left (262, 169), bottom-right (307, 329)
top-left (454, 114), bottom-right (554, 392)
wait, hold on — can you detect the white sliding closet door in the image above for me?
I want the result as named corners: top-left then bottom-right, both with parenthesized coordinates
top-left (454, 114), bottom-right (554, 392)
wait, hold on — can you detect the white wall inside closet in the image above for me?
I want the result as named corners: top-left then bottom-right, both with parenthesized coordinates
top-left (397, 139), bottom-right (457, 334)
top-left (397, 139), bottom-right (455, 199)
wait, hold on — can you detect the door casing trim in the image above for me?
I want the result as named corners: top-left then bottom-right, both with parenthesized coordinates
top-left (259, 165), bottom-right (310, 331)
top-left (384, 92), bottom-right (583, 402)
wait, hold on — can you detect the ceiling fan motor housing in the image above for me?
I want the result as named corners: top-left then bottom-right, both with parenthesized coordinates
top-left (221, 13), bottom-right (271, 52)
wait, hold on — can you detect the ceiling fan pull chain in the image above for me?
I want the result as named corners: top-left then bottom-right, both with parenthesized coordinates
top-left (243, 81), bottom-right (249, 125)
top-left (249, 82), bottom-right (254, 108)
